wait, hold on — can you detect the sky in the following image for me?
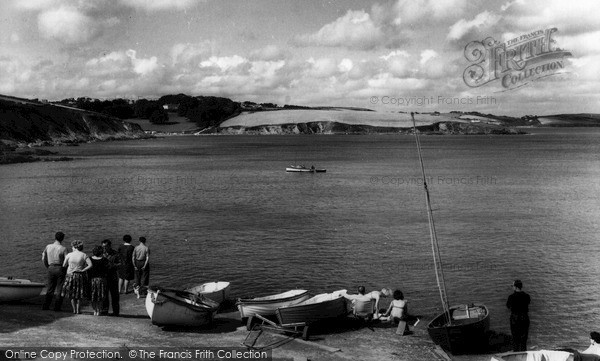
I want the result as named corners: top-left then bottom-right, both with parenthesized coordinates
top-left (0, 0), bottom-right (599, 116)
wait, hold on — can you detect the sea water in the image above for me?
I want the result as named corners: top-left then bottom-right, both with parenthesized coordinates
top-left (1, 128), bottom-right (599, 348)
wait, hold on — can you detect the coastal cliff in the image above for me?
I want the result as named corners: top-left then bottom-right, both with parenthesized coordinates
top-left (0, 97), bottom-right (147, 164)
top-left (0, 98), bottom-right (146, 146)
top-left (218, 121), bottom-right (526, 135)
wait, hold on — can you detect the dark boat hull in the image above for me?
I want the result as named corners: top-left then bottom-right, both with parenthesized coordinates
top-left (427, 304), bottom-right (490, 355)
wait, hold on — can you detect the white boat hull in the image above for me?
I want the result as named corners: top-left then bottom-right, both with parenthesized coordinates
top-left (186, 281), bottom-right (230, 304)
top-left (145, 287), bottom-right (219, 327)
top-left (0, 277), bottom-right (45, 302)
top-left (237, 289), bottom-right (310, 319)
top-left (286, 167), bottom-right (326, 173)
top-left (490, 351), bottom-right (574, 361)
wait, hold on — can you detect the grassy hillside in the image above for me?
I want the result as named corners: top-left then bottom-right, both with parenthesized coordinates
top-left (219, 109), bottom-right (457, 128)
top-left (218, 108), bottom-right (537, 131)
top-left (537, 114), bottom-right (600, 126)
top-left (0, 98), bottom-right (145, 145)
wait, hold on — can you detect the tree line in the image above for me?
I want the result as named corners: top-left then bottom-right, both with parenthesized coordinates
top-left (56, 94), bottom-right (248, 129)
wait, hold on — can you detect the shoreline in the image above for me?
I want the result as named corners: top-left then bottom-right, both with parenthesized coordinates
top-left (0, 294), bottom-right (494, 361)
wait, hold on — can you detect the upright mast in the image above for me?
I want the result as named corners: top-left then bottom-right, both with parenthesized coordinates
top-left (410, 112), bottom-right (452, 325)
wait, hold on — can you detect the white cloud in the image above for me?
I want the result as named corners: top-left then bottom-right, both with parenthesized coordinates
top-left (119, 0), bottom-right (197, 11)
top-left (372, 0), bottom-right (466, 28)
top-left (170, 42), bottom-right (214, 68)
top-left (502, 0), bottom-right (600, 35)
top-left (295, 10), bottom-right (385, 50)
top-left (200, 55), bottom-right (247, 72)
top-left (126, 50), bottom-right (160, 76)
top-left (428, 0), bottom-right (467, 19)
top-left (338, 58), bottom-right (353, 73)
top-left (296, 0), bottom-right (469, 50)
top-left (381, 51), bottom-right (414, 78)
top-left (556, 31), bottom-right (600, 56)
top-left (447, 11), bottom-right (500, 41)
top-left (380, 50), bottom-right (410, 61)
top-left (306, 57), bottom-right (338, 78)
top-left (37, 6), bottom-right (100, 44)
top-left (86, 51), bottom-right (130, 76)
top-left (420, 50), bottom-right (438, 65)
top-left (249, 45), bottom-right (288, 61)
top-left (85, 49), bottom-right (161, 78)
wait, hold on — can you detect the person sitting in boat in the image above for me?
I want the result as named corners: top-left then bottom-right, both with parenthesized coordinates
top-left (310, 165), bottom-right (315, 172)
top-left (382, 290), bottom-right (419, 333)
top-left (583, 331), bottom-right (600, 356)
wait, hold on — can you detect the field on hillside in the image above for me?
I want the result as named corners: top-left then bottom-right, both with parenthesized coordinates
top-left (219, 109), bottom-right (466, 128)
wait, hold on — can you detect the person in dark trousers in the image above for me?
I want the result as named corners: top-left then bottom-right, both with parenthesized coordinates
top-left (41, 231), bottom-right (69, 311)
top-left (507, 279), bottom-right (531, 351)
top-left (117, 235), bottom-right (135, 294)
top-left (101, 239), bottom-right (120, 316)
top-left (132, 236), bottom-right (150, 298)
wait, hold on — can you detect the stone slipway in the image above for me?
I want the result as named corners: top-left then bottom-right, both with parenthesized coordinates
top-left (0, 295), bottom-right (493, 361)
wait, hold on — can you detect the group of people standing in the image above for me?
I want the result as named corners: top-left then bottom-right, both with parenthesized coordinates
top-left (41, 232), bottom-right (150, 316)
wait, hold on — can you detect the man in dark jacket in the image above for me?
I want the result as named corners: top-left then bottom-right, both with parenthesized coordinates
top-left (507, 279), bottom-right (531, 351)
top-left (101, 239), bottom-right (121, 316)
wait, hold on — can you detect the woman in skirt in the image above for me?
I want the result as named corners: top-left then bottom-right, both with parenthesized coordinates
top-left (62, 240), bottom-right (92, 314)
top-left (89, 245), bottom-right (109, 316)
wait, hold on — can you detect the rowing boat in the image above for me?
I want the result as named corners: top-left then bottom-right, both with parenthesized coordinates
top-left (286, 165), bottom-right (326, 173)
top-left (276, 290), bottom-right (348, 325)
top-left (490, 350), bottom-right (575, 361)
top-left (145, 286), bottom-right (219, 327)
top-left (427, 303), bottom-right (490, 354)
top-left (186, 281), bottom-right (230, 304)
top-left (0, 277), bottom-right (45, 302)
top-left (237, 289), bottom-right (310, 321)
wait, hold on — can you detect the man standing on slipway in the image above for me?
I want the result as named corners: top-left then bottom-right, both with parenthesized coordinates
top-left (41, 231), bottom-right (68, 311)
top-left (507, 279), bottom-right (531, 352)
top-left (132, 237), bottom-right (150, 298)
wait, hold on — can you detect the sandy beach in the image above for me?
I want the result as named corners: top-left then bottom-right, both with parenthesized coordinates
top-left (0, 293), bottom-right (495, 361)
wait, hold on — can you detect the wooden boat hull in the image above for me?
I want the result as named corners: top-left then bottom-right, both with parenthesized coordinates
top-left (186, 281), bottom-right (230, 304)
top-left (0, 277), bottom-right (45, 302)
top-left (490, 351), bottom-right (575, 361)
top-left (276, 290), bottom-right (348, 326)
top-left (145, 286), bottom-right (219, 327)
top-left (237, 289), bottom-right (310, 319)
top-left (427, 304), bottom-right (490, 354)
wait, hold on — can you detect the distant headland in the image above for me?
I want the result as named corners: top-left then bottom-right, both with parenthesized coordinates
top-left (1, 92), bottom-right (599, 163)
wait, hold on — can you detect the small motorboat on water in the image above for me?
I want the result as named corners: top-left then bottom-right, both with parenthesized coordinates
top-left (237, 289), bottom-right (310, 321)
top-left (490, 350), bottom-right (576, 361)
top-left (186, 281), bottom-right (230, 304)
top-left (275, 290), bottom-right (348, 326)
top-left (0, 277), bottom-right (45, 302)
top-left (145, 286), bottom-right (219, 327)
top-left (285, 165), bottom-right (326, 173)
